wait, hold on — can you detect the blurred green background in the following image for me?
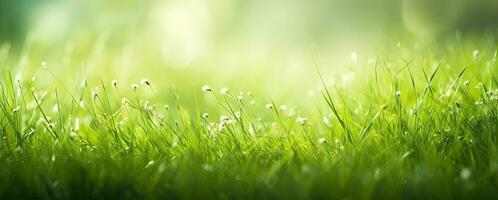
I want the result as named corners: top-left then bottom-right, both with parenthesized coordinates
top-left (0, 0), bottom-right (497, 98)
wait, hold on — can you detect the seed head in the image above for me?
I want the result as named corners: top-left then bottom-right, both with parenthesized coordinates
top-left (140, 79), bottom-right (151, 86)
top-left (219, 115), bottom-right (229, 122)
top-left (132, 84), bottom-right (139, 91)
top-left (297, 117), bottom-right (308, 125)
top-left (91, 90), bottom-right (99, 100)
top-left (111, 80), bottom-right (118, 88)
top-left (41, 61), bottom-right (48, 69)
top-left (202, 112), bottom-right (209, 119)
top-left (202, 85), bottom-right (212, 92)
top-left (472, 50), bottom-right (479, 59)
top-left (463, 80), bottom-right (470, 86)
top-left (220, 87), bottom-right (229, 94)
top-left (12, 106), bottom-right (20, 114)
top-left (265, 103), bottom-right (273, 110)
top-left (351, 52), bottom-right (358, 63)
top-left (74, 118), bottom-right (80, 132)
top-left (121, 98), bottom-right (129, 105)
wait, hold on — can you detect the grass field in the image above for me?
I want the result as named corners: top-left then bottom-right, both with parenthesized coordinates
top-left (0, 35), bottom-right (498, 199)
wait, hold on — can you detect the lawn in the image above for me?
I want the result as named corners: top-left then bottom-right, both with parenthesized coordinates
top-left (0, 35), bottom-right (497, 199)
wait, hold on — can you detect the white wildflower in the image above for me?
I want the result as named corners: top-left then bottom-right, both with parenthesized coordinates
top-left (297, 117), bottom-right (308, 125)
top-left (74, 118), bottom-right (80, 132)
top-left (351, 52), bottom-right (358, 63)
top-left (265, 103), bottom-right (273, 110)
top-left (472, 50), bottom-right (479, 59)
top-left (41, 61), bottom-right (48, 69)
top-left (132, 84), bottom-right (139, 91)
top-left (202, 85), bottom-right (212, 92)
top-left (463, 80), bottom-right (470, 86)
top-left (220, 87), bottom-right (229, 94)
top-left (140, 79), bottom-right (151, 86)
top-left (202, 112), bottom-right (209, 119)
top-left (12, 106), bottom-right (20, 114)
top-left (219, 115), bottom-right (229, 122)
top-left (52, 104), bottom-right (59, 113)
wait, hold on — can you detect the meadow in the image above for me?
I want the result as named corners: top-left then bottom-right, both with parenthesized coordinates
top-left (0, 35), bottom-right (498, 199)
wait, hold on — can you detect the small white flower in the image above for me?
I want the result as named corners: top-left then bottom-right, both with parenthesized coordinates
top-left (288, 109), bottom-right (295, 117)
top-left (219, 115), bottom-right (229, 122)
top-left (351, 52), bottom-right (358, 63)
top-left (140, 79), bottom-right (151, 86)
top-left (396, 90), bottom-right (401, 97)
top-left (52, 104), bottom-right (59, 113)
top-left (132, 84), bottom-right (139, 91)
top-left (131, 83), bottom-right (140, 91)
top-left (202, 112), bottom-right (209, 119)
top-left (202, 85), bottom-right (212, 92)
top-left (323, 116), bottom-right (332, 127)
top-left (74, 118), bottom-right (80, 132)
top-left (250, 100), bottom-right (256, 105)
top-left (12, 106), bottom-right (20, 114)
top-left (463, 80), bottom-right (470, 86)
top-left (41, 61), bottom-right (48, 69)
top-left (121, 98), bottom-right (129, 106)
top-left (92, 90), bottom-right (100, 100)
top-left (111, 80), bottom-right (118, 88)
top-left (235, 111), bottom-right (241, 119)
top-left (237, 96), bottom-right (243, 101)
top-left (297, 117), bottom-right (308, 125)
top-left (472, 50), bottom-right (479, 59)
top-left (218, 123), bottom-right (226, 131)
top-left (445, 89), bottom-right (454, 97)
top-left (220, 87), bottom-right (229, 94)
top-left (318, 137), bottom-right (326, 144)
top-left (79, 101), bottom-right (85, 108)
top-left (265, 103), bottom-right (273, 110)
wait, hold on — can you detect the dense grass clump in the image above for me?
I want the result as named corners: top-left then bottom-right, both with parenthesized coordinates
top-left (0, 39), bottom-right (498, 199)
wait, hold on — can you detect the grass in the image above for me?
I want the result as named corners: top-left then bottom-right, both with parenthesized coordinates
top-left (0, 36), bottom-right (498, 200)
